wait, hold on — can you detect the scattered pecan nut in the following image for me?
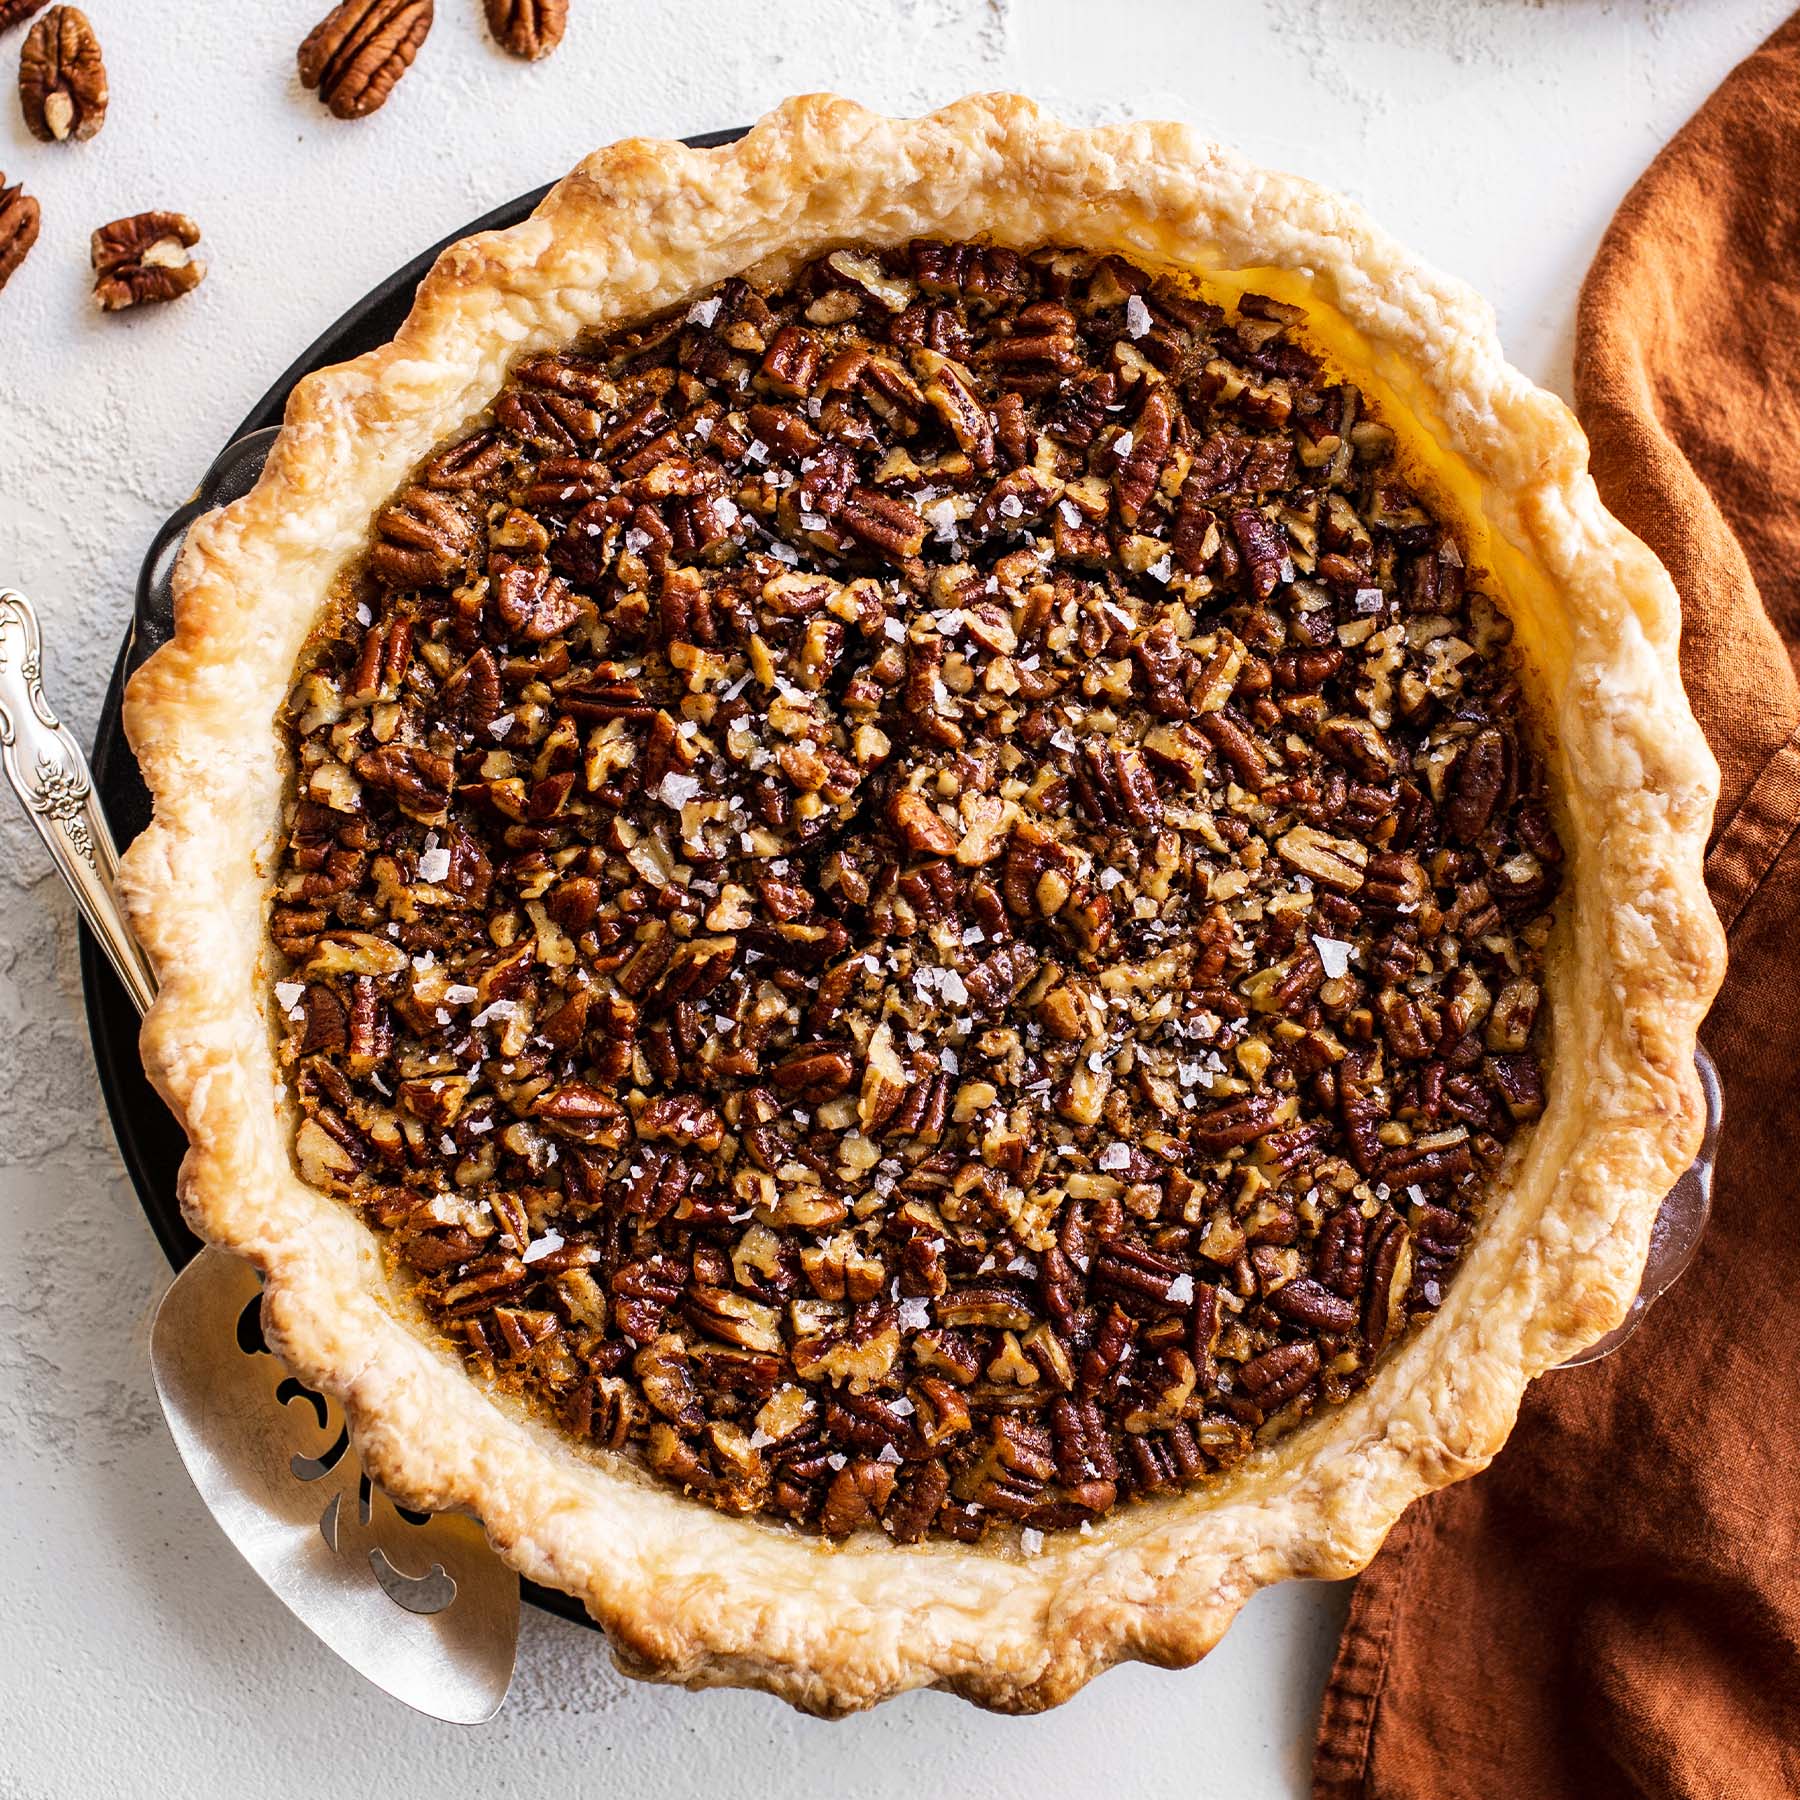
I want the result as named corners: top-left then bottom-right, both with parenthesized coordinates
top-left (18, 4), bottom-right (105, 142)
top-left (482, 0), bottom-right (565, 60)
top-left (0, 0), bottom-right (48, 32)
top-left (0, 171), bottom-right (39, 294)
top-left (298, 0), bottom-right (432, 119)
top-left (91, 212), bottom-right (206, 311)
top-left (484, 0), bottom-right (567, 60)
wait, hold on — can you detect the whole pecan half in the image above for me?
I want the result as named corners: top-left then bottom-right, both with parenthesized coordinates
top-left (483, 0), bottom-right (566, 60)
top-left (0, 0), bottom-right (48, 32)
top-left (91, 212), bottom-right (206, 311)
top-left (18, 4), bottom-right (106, 142)
top-left (298, 0), bottom-right (432, 119)
top-left (0, 172), bottom-right (39, 294)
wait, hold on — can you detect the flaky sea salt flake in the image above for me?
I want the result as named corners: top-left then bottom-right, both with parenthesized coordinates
top-left (1312, 934), bottom-right (1354, 980)
top-left (521, 1230), bottom-right (565, 1265)
top-left (658, 771), bottom-right (702, 809)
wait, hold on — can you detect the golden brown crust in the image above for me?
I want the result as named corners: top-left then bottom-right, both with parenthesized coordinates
top-left (119, 93), bottom-right (1725, 1714)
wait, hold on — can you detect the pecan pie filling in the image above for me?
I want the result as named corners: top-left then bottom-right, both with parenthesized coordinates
top-left (273, 242), bottom-right (1562, 1546)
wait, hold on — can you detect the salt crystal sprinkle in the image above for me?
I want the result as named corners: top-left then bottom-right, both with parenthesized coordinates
top-left (273, 981), bottom-right (305, 1014)
top-left (1312, 935), bottom-right (1354, 980)
top-left (443, 984), bottom-right (479, 1005)
top-left (521, 1230), bottom-right (564, 1266)
top-left (1098, 1142), bottom-right (1132, 1171)
top-left (925, 498), bottom-right (959, 542)
top-left (1019, 1527), bottom-right (1046, 1557)
top-left (1125, 294), bottom-right (1153, 339)
top-left (416, 833), bottom-right (451, 885)
top-left (1166, 1273), bottom-right (1196, 1305)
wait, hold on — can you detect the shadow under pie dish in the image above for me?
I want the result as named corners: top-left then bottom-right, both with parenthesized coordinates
top-left (120, 94), bottom-right (1725, 1714)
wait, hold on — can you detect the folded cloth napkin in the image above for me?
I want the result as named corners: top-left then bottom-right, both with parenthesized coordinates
top-left (1312, 16), bottom-right (1800, 1798)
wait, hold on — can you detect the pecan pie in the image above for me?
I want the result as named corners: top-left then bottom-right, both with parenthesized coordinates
top-left (123, 97), bottom-right (1724, 1712)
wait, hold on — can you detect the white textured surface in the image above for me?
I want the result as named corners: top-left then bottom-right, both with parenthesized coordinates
top-left (0, 2), bottom-right (1782, 1793)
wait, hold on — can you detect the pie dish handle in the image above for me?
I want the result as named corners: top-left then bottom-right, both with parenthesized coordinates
top-left (129, 425), bottom-right (282, 672)
top-left (1557, 1044), bottom-right (1722, 1368)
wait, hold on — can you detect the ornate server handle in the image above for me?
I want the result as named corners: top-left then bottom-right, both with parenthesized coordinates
top-left (0, 589), bottom-right (157, 1014)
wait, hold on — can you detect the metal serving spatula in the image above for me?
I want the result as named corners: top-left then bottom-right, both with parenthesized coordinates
top-left (0, 586), bottom-right (519, 1725)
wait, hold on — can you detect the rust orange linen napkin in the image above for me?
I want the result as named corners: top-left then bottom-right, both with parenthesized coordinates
top-left (1313, 16), bottom-right (1800, 1798)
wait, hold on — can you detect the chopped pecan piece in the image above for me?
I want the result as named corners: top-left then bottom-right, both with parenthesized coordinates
top-left (888, 787), bottom-right (958, 857)
top-left (1189, 1092), bottom-right (1282, 1153)
top-left (531, 1085), bottom-right (632, 1145)
top-left (1446, 728), bottom-right (1507, 844)
top-left (369, 487), bottom-right (480, 586)
top-left (1238, 1339), bottom-right (1320, 1411)
top-left (1276, 824), bottom-right (1368, 892)
top-left (354, 742), bottom-right (453, 818)
top-left (772, 1046), bottom-right (856, 1104)
top-left (638, 1095), bottom-right (725, 1152)
top-left (915, 350), bottom-right (994, 466)
top-left (1113, 388), bottom-right (1173, 525)
top-left (1267, 1277), bottom-right (1357, 1334)
top-left (818, 1459), bottom-right (897, 1538)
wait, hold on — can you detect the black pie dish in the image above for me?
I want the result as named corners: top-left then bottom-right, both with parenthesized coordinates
top-left (80, 128), bottom-right (748, 1632)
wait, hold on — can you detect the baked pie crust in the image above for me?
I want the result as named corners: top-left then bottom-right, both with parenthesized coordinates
top-left (121, 94), bottom-right (1725, 1713)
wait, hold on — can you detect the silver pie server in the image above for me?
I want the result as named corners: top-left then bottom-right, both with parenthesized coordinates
top-left (0, 585), bottom-right (519, 1726)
